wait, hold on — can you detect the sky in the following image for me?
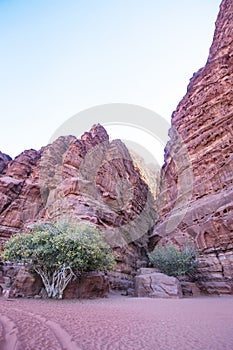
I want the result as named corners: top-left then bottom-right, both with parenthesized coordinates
top-left (0, 0), bottom-right (221, 161)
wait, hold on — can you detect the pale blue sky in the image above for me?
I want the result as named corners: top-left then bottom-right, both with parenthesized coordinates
top-left (0, 0), bottom-right (221, 158)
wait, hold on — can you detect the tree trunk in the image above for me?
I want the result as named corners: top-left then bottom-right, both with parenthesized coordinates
top-left (35, 266), bottom-right (76, 299)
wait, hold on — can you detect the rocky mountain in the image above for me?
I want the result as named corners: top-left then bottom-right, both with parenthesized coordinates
top-left (151, 0), bottom-right (233, 294)
top-left (0, 124), bottom-right (157, 292)
top-left (2, 0), bottom-right (233, 297)
top-left (0, 152), bottom-right (11, 174)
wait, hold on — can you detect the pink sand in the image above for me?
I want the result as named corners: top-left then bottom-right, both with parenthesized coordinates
top-left (1, 295), bottom-right (233, 350)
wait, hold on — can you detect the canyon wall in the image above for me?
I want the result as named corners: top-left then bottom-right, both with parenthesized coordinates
top-left (151, 0), bottom-right (233, 294)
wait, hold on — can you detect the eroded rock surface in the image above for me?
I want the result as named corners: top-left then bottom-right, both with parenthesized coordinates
top-left (3, 267), bottom-right (109, 300)
top-left (0, 125), bottom-right (156, 291)
top-left (151, 0), bottom-right (233, 294)
top-left (134, 268), bottom-right (182, 298)
top-left (9, 267), bottom-right (43, 298)
top-left (0, 151), bottom-right (11, 174)
top-left (63, 272), bottom-right (109, 299)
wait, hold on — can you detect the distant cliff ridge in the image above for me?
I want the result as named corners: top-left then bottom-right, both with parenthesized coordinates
top-left (151, 0), bottom-right (233, 295)
top-left (0, 151), bottom-right (11, 173)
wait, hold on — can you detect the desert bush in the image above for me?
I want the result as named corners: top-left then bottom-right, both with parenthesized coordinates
top-left (148, 245), bottom-right (198, 277)
top-left (2, 221), bottom-right (115, 299)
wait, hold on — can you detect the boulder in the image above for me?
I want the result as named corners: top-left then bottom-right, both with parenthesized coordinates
top-left (9, 267), bottom-right (43, 298)
top-left (180, 282), bottom-right (201, 297)
top-left (135, 269), bottom-right (182, 298)
top-left (108, 271), bottom-right (134, 292)
top-left (196, 278), bottom-right (233, 296)
top-left (63, 272), bottom-right (110, 299)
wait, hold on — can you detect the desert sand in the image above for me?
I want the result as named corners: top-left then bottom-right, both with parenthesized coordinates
top-left (0, 294), bottom-right (233, 350)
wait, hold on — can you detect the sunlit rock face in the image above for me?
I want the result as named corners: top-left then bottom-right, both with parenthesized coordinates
top-left (151, 0), bottom-right (233, 294)
top-left (0, 124), bottom-right (157, 292)
top-left (0, 149), bottom-right (43, 247)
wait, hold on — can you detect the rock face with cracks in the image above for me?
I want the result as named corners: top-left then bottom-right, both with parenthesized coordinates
top-left (134, 268), bottom-right (183, 298)
top-left (151, 0), bottom-right (233, 295)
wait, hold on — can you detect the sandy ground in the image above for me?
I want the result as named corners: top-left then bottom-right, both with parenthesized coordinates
top-left (0, 295), bottom-right (233, 350)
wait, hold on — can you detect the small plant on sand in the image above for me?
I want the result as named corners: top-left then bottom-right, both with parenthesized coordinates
top-left (148, 245), bottom-right (198, 277)
top-left (2, 221), bottom-right (115, 299)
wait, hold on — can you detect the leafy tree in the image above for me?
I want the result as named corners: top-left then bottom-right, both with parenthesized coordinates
top-left (2, 221), bottom-right (115, 299)
top-left (148, 245), bottom-right (198, 277)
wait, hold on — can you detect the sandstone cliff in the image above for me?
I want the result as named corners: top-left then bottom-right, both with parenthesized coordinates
top-left (151, 0), bottom-right (233, 294)
top-left (0, 124), bottom-right (156, 292)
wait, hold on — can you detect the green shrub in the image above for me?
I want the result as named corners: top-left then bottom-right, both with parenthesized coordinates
top-left (148, 245), bottom-right (198, 277)
top-left (2, 221), bottom-right (115, 299)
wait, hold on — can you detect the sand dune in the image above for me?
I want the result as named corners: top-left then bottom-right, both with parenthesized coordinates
top-left (0, 295), bottom-right (233, 350)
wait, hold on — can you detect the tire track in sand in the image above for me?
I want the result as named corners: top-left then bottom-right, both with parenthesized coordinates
top-left (0, 315), bottom-right (19, 350)
top-left (0, 302), bottom-right (81, 350)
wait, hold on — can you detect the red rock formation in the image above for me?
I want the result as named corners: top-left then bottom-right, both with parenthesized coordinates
top-left (0, 125), bottom-right (156, 292)
top-left (0, 264), bottom-right (109, 299)
top-left (9, 267), bottom-right (43, 298)
top-left (151, 0), bottom-right (233, 294)
top-left (0, 152), bottom-right (11, 174)
top-left (63, 272), bottom-right (109, 299)
top-left (134, 268), bottom-right (183, 298)
top-left (0, 149), bottom-right (44, 246)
